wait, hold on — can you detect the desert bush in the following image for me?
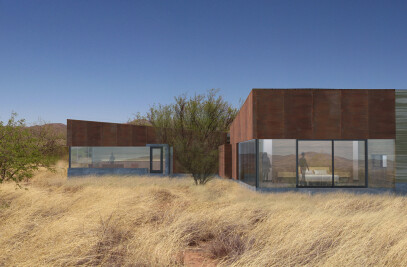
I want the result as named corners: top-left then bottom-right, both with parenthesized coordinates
top-left (130, 89), bottom-right (237, 185)
top-left (0, 113), bottom-right (63, 185)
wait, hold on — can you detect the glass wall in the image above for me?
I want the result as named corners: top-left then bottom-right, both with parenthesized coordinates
top-left (298, 141), bottom-right (333, 187)
top-left (71, 147), bottom-right (150, 169)
top-left (238, 140), bottom-right (256, 186)
top-left (334, 141), bottom-right (366, 186)
top-left (258, 139), bottom-right (296, 188)
top-left (240, 139), bottom-right (394, 189)
top-left (368, 140), bottom-right (395, 188)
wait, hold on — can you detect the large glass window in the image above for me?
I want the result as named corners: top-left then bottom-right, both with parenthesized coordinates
top-left (258, 140), bottom-right (296, 188)
top-left (71, 147), bottom-right (150, 169)
top-left (242, 139), bottom-right (394, 188)
top-left (368, 140), bottom-right (395, 188)
top-left (238, 140), bottom-right (256, 186)
top-left (298, 140), bottom-right (333, 187)
top-left (334, 141), bottom-right (366, 186)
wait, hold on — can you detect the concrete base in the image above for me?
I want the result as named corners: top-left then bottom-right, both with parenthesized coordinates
top-left (68, 168), bottom-right (149, 177)
top-left (395, 182), bottom-right (407, 194)
top-left (234, 180), bottom-right (397, 195)
top-left (258, 187), bottom-right (394, 195)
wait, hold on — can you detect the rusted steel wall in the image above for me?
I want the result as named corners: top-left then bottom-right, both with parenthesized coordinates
top-left (218, 144), bottom-right (232, 178)
top-left (251, 89), bottom-right (395, 140)
top-left (230, 91), bottom-right (255, 179)
top-left (341, 90), bottom-right (369, 139)
top-left (229, 91), bottom-right (255, 144)
top-left (229, 88), bottom-right (396, 179)
top-left (67, 119), bottom-right (158, 146)
top-left (369, 90), bottom-right (396, 139)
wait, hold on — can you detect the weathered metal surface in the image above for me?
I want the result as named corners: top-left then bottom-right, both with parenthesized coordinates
top-left (396, 90), bottom-right (407, 182)
top-left (230, 89), bottom-right (395, 142)
top-left (67, 119), bottom-right (157, 146)
top-left (219, 144), bottom-right (232, 178)
top-left (341, 90), bottom-right (369, 139)
top-left (101, 122), bottom-right (117, 146)
top-left (132, 125), bottom-right (147, 146)
top-left (255, 89), bottom-right (284, 139)
top-left (284, 89), bottom-right (313, 139)
top-left (313, 90), bottom-right (341, 139)
top-left (71, 120), bottom-right (88, 146)
top-left (229, 91), bottom-right (254, 144)
top-left (146, 126), bottom-right (157, 144)
top-left (117, 124), bottom-right (133, 146)
top-left (369, 90), bottom-right (396, 139)
top-left (86, 121), bottom-right (102, 146)
top-left (67, 119), bottom-right (72, 146)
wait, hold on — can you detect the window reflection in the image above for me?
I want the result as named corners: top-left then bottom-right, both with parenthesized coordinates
top-left (298, 141), bottom-right (333, 187)
top-left (238, 140), bottom-right (256, 186)
top-left (368, 140), bottom-right (395, 188)
top-left (258, 140), bottom-right (296, 188)
top-left (71, 147), bottom-right (150, 169)
top-left (334, 141), bottom-right (366, 186)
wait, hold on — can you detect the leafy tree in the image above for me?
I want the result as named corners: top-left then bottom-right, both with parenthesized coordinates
top-left (136, 89), bottom-right (237, 185)
top-left (0, 113), bottom-right (62, 186)
top-left (127, 112), bottom-right (153, 126)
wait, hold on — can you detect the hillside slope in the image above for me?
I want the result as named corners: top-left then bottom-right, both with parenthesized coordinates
top-left (0, 163), bottom-right (407, 266)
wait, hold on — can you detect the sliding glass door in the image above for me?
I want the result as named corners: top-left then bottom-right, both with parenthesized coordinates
top-left (297, 140), bottom-right (333, 187)
top-left (297, 140), bottom-right (366, 188)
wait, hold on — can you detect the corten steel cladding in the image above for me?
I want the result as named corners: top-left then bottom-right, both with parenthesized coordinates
top-left (369, 90), bottom-right (396, 139)
top-left (230, 89), bottom-right (395, 141)
top-left (230, 91), bottom-right (254, 144)
top-left (283, 89), bottom-right (313, 139)
top-left (219, 144), bottom-right (232, 178)
top-left (341, 90), bottom-right (369, 139)
top-left (229, 89), bottom-right (396, 179)
top-left (312, 90), bottom-right (341, 139)
top-left (67, 120), bottom-right (157, 146)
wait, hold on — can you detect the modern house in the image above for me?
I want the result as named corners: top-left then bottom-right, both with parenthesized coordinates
top-left (219, 88), bottom-right (407, 193)
top-left (67, 88), bottom-right (407, 193)
top-left (66, 119), bottom-right (225, 177)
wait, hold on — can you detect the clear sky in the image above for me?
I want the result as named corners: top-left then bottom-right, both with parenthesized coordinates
top-left (1, 0), bottom-right (406, 124)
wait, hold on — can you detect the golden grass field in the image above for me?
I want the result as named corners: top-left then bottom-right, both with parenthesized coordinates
top-left (1, 161), bottom-right (407, 266)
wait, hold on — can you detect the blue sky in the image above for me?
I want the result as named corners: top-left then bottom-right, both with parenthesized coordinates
top-left (1, 0), bottom-right (406, 124)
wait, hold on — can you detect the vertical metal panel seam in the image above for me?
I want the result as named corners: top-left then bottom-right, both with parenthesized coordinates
top-left (367, 90), bottom-right (370, 139)
top-left (340, 90), bottom-right (343, 139)
top-left (282, 90), bottom-right (287, 138)
top-left (253, 90), bottom-right (257, 139)
top-left (311, 89), bottom-right (315, 139)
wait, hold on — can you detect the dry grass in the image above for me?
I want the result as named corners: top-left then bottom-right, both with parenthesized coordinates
top-left (1, 161), bottom-right (407, 266)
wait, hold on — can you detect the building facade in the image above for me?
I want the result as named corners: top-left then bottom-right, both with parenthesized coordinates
top-left (220, 88), bottom-right (407, 193)
top-left (66, 119), bottom-right (226, 177)
top-left (67, 119), bottom-right (177, 176)
top-left (67, 88), bottom-right (407, 193)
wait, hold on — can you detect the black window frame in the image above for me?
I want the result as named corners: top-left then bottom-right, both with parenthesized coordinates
top-left (296, 139), bottom-right (368, 188)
